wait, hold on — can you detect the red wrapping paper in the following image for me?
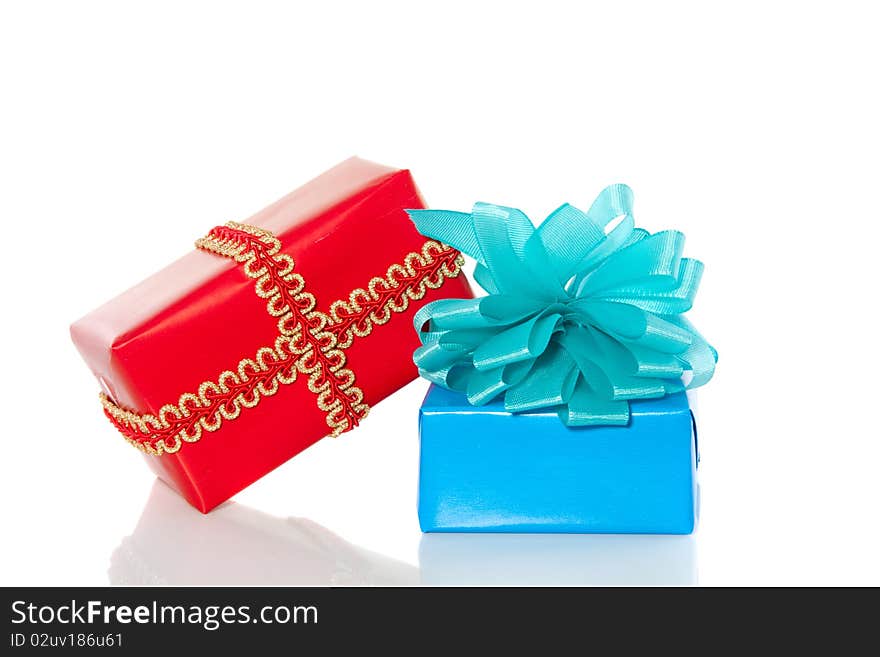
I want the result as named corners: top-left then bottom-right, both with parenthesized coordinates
top-left (71, 158), bottom-right (473, 512)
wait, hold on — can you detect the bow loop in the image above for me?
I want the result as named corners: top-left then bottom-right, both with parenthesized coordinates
top-left (407, 186), bottom-right (716, 426)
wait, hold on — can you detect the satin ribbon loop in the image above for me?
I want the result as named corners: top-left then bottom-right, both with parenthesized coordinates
top-left (407, 186), bottom-right (717, 426)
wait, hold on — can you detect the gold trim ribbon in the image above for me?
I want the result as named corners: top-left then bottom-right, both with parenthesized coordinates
top-left (100, 222), bottom-right (465, 455)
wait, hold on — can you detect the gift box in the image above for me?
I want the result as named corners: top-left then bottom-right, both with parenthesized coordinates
top-left (417, 384), bottom-right (699, 534)
top-left (406, 185), bottom-right (716, 534)
top-left (71, 157), bottom-right (472, 512)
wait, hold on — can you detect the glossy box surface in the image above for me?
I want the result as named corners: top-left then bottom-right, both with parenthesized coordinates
top-left (418, 385), bottom-right (699, 534)
top-left (71, 158), bottom-right (472, 513)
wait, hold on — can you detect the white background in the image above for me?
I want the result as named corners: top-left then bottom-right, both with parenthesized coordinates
top-left (1, 1), bottom-right (878, 586)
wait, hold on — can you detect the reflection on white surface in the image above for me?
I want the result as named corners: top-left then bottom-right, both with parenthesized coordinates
top-left (109, 480), bottom-right (418, 586)
top-left (420, 533), bottom-right (697, 586)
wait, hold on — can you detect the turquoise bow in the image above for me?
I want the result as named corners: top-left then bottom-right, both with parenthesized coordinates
top-left (406, 184), bottom-right (717, 426)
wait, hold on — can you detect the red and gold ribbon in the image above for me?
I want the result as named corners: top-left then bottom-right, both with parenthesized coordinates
top-left (100, 222), bottom-right (465, 456)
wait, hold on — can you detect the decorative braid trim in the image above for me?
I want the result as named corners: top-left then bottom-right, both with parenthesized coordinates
top-left (100, 222), bottom-right (465, 455)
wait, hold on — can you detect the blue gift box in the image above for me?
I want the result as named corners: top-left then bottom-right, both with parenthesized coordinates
top-left (418, 384), bottom-right (699, 534)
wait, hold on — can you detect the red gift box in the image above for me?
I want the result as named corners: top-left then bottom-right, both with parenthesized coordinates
top-left (71, 158), bottom-right (472, 512)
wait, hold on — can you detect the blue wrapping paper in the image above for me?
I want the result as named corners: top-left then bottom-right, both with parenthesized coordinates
top-left (418, 384), bottom-right (699, 534)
